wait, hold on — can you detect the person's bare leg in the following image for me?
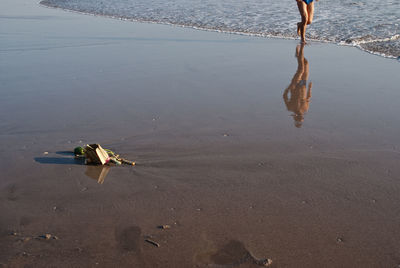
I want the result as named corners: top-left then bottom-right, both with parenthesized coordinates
top-left (307, 2), bottom-right (314, 25)
top-left (297, 22), bottom-right (301, 36)
top-left (296, 0), bottom-right (308, 42)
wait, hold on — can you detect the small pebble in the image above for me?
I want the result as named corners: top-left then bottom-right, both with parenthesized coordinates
top-left (43, 152), bottom-right (49, 155)
top-left (336, 237), bottom-right (344, 243)
top-left (223, 133), bottom-right (229, 137)
top-left (158, 225), bottom-right (171, 230)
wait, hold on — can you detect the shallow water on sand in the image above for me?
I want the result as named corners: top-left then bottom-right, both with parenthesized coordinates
top-left (40, 0), bottom-right (400, 59)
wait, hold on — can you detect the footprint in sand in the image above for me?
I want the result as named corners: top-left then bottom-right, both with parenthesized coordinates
top-left (198, 239), bottom-right (272, 267)
top-left (6, 183), bottom-right (18, 201)
top-left (115, 225), bottom-right (142, 252)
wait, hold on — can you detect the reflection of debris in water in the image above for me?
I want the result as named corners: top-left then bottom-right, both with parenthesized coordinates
top-left (197, 239), bottom-right (272, 267)
top-left (85, 166), bottom-right (110, 184)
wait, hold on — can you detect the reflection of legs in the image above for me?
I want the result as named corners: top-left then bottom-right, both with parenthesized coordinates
top-left (284, 44), bottom-right (305, 105)
top-left (301, 55), bottom-right (309, 81)
top-left (294, 44), bottom-right (305, 82)
top-left (298, 43), bottom-right (310, 98)
top-left (296, 43), bottom-right (305, 58)
top-left (307, 81), bottom-right (312, 101)
top-left (296, 0), bottom-right (308, 42)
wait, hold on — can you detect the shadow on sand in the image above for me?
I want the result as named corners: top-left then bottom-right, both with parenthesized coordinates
top-left (34, 157), bottom-right (83, 165)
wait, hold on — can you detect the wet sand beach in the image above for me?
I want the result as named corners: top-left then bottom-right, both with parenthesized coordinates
top-left (1, 0), bottom-right (400, 267)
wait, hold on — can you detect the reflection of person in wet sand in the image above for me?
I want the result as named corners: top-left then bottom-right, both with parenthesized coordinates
top-left (283, 43), bottom-right (312, 128)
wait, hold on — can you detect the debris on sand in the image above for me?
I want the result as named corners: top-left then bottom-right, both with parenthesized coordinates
top-left (74, 144), bottom-right (135, 166)
top-left (39, 234), bottom-right (52, 240)
top-left (38, 234), bottom-right (59, 240)
top-left (157, 225), bottom-right (171, 230)
top-left (145, 239), bottom-right (160, 247)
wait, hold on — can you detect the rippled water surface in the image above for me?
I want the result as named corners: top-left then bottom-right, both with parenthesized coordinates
top-left (40, 0), bottom-right (400, 58)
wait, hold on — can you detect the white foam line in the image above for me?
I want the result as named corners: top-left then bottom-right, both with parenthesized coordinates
top-left (339, 34), bottom-right (400, 46)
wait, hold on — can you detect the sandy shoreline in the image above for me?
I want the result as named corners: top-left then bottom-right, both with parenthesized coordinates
top-left (1, 0), bottom-right (400, 267)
